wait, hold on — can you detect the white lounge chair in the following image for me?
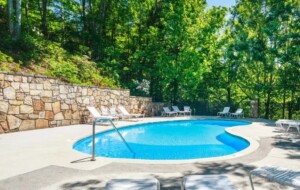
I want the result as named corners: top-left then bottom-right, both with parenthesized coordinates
top-left (182, 175), bottom-right (237, 190)
top-left (217, 107), bottom-right (230, 117)
top-left (101, 106), bottom-right (111, 116)
top-left (162, 107), bottom-right (177, 117)
top-left (276, 119), bottom-right (300, 133)
top-left (249, 166), bottom-right (300, 190)
top-left (184, 106), bottom-right (192, 116)
top-left (172, 106), bottom-right (186, 116)
top-left (87, 106), bottom-right (119, 121)
top-left (118, 105), bottom-right (145, 119)
top-left (105, 178), bottom-right (160, 190)
top-left (230, 108), bottom-right (244, 118)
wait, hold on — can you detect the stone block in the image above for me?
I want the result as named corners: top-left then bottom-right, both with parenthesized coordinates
top-left (65, 99), bottom-right (71, 104)
top-left (22, 77), bottom-right (27, 83)
top-left (30, 90), bottom-right (42, 96)
top-left (39, 111), bottom-right (45, 119)
top-left (33, 100), bottom-right (45, 111)
top-left (40, 98), bottom-right (49, 103)
top-left (3, 87), bottom-right (16, 100)
top-left (0, 126), bottom-right (3, 133)
top-left (88, 89), bottom-right (93, 96)
top-left (8, 105), bottom-right (20, 114)
top-left (43, 81), bottom-right (52, 90)
top-left (14, 76), bottom-right (21, 82)
top-left (57, 121), bottom-right (62, 127)
top-left (41, 91), bottom-right (52, 98)
top-left (60, 94), bottom-right (67, 99)
top-left (71, 120), bottom-right (80, 125)
top-left (60, 85), bottom-right (68, 94)
top-left (64, 110), bottom-right (72, 119)
top-left (16, 92), bottom-right (25, 100)
top-left (0, 101), bottom-right (9, 113)
top-left (19, 120), bottom-right (35, 131)
top-left (54, 112), bottom-right (64, 120)
top-left (21, 84), bottom-right (30, 93)
top-left (61, 103), bottom-right (69, 110)
top-left (53, 91), bottom-right (60, 96)
top-left (76, 97), bottom-right (83, 104)
top-left (7, 115), bottom-right (22, 130)
top-left (36, 84), bottom-right (43, 90)
top-left (45, 103), bottom-right (52, 111)
top-left (30, 84), bottom-right (36, 90)
top-left (83, 98), bottom-right (89, 104)
top-left (1, 81), bottom-right (10, 88)
top-left (20, 105), bottom-right (33, 114)
top-left (62, 120), bottom-right (71, 126)
top-left (9, 100), bottom-right (23, 105)
top-left (11, 82), bottom-right (20, 89)
top-left (27, 77), bottom-right (33, 82)
top-left (6, 75), bottom-right (14, 81)
top-left (0, 73), bottom-right (4, 80)
top-left (18, 114), bottom-right (29, 120)
top-left (29, 114), bottom-right (39, 119)
top-left (45, 111), bottom-right (54, 120)
top-left (82, 89), bottom-right (87, 96)
top-left (67, 93), bottom-right (75, 99)
top-left (0, 121), bottom-right (9, 132)
top-left (72, 111), bottom-right (80, 120)
top-left (50, 121), bottom-right (57, 125)
top-left (24, 96), bottom-right (32, 105)
top-left (36, 119), bottom-right (48, 128)
top-left (71, 104), bottom-right (78, 112)
top-left (52, 101), bottom-right (61, 114)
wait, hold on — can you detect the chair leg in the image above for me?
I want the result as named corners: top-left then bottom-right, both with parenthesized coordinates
top-left (249, 174), bottom-right (255, 190)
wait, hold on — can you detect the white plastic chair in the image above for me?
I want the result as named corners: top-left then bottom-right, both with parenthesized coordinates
top-left (182, 175), bottom-right (237, 190)
top-left (249, 166), bottom-right (300, 190)
top-left (118, 105), bottom-right (145, 119)
top-left (217, 107), bottom-right (230, 117)
top-left (87, 106), bottom-right (119, 121)
top-left (172, 106), bottom-right (186, 116)
top-left (184, 106), bottom-right (192, 116)
top-left (100, 106), bottom-right (110, 116)
top-left (230, 108), bottom-right (244, 118)
top-left (276, 119), bottom-right (300, 133)
top-left (105, 178), bottom-right (160, 190)
top-left (162, 107), bottom-right (177, 117)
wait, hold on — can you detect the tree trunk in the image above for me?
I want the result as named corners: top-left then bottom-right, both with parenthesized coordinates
top-left (8, 0), bottom-right (22, 40)
top-left (15, 0), bottom-right (22, 40)
top-left (8, 0), bottom-right (14, 37)
top-left (282, 90), bottom-right (286, 119)
top-left (41, 0), bottom-right (48, 37)
top-left (264, 73), bottom-right (273, 119)
top-left (82, 0), bottom-right (86, 31)
top-left (226, 87), bottom-right (231, 106)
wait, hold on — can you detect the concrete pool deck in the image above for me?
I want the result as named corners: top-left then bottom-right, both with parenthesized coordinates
top-left (0, 116), bottom-right (299, 189)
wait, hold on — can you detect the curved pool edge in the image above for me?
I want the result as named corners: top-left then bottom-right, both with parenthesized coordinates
top-left (72, 117), bottom-right (260, 164)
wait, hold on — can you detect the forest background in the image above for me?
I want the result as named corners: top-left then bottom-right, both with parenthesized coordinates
top-left (0, 0), bottom-right (299, 119)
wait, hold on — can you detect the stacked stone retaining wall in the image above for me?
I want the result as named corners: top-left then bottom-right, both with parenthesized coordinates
top-left (0, 72), bottom-right (162, 133)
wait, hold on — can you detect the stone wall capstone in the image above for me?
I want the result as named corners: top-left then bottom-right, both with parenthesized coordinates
top-left (0, 72), bottom-right (156, 133)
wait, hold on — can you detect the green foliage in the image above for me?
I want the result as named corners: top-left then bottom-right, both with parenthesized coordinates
top-left (0, 0), bottom-right (299, 119)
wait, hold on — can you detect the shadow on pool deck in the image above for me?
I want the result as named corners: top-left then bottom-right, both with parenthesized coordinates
top-left (0, 118), bottom-right (298, 190)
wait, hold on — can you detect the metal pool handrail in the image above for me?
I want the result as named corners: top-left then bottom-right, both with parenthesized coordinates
top-left (91, 118), bottom-right (135, 161)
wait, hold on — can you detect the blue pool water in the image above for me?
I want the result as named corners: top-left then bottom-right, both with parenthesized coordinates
top-left (73, 120), bottom-right (250, 160)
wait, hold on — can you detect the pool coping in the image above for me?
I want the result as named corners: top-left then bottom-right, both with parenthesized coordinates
top-left (72, 117), bottom-right (260, 164)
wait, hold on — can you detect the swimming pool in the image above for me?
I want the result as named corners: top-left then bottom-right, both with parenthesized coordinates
top-left (73, 120), bottom-right (250, 160)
